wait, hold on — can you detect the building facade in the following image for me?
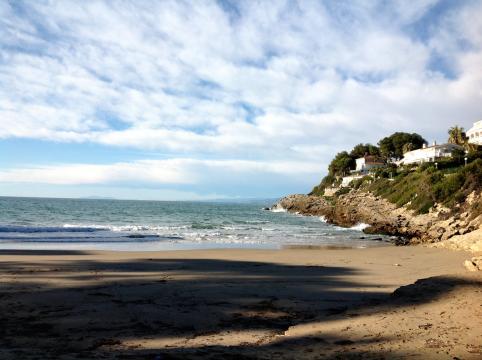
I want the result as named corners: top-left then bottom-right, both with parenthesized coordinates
top-left (467, 120), bottom-right (482, 145)
top-left (399, 143), bottom-right (463, 165)
top-left (355, 155), bottom-right (385, 174)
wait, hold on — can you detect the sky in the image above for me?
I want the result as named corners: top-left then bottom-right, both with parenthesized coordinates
top-left (1, 0), bottom-right (481, 200)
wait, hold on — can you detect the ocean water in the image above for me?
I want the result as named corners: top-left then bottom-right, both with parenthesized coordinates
top-left (0, 197), bottom-right (391, 251)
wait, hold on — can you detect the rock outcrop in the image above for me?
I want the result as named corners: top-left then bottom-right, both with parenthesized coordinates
top-left (432, 228), bottom-right (482, 253)
top-left (273, 194), bottom-right (333, 217)
top-left (464, 256), bottom-right (482, 271)
top-left (272, 190), bottom-right (482, 252)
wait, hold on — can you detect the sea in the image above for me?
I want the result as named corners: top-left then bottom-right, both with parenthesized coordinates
top-left (0, 197), bottom-right (391, 251)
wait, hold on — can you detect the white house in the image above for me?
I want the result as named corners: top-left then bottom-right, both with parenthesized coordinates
top-left (341, 174), bottom-right (363, 187)
top-left (355, 155), bottom-right (385, 174)
top-left (398, 142), bottom-right (463, 165)
top-left (467, 120), bottom-right (482, 146)
top-left (339, 155), bottom-right (385, 187)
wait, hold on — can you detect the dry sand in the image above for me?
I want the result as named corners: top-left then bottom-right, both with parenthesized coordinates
top-left (0, 246), bottom-right (481, 359)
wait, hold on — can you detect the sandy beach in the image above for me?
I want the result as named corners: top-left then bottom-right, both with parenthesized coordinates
top-left (1, 246), bottom-right (481, 359)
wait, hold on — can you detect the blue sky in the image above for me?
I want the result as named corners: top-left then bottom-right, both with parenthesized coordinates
top-left (1, 0), bottom-right (481, 200)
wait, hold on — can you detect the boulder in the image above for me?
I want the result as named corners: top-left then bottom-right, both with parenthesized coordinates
top-left (464, 257), bottom-right (482, 272)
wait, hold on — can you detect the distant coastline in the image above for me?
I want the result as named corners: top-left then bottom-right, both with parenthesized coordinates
top-left (79, 196), bottom-right (117, 200)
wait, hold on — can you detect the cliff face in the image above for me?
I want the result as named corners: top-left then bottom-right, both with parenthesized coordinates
top-left (273, 190), bottom-right (482, 251)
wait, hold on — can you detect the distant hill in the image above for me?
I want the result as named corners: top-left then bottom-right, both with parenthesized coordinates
top-left (200, 198), bottom-right (279, 204)
top-left (80, 196), bottom-right (117, 200)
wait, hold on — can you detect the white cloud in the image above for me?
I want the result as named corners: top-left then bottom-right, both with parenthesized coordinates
top-left (0, 158), bottom-right (322, 186)
top-left (0, 0), bottom-right (481, 187)
top-left (0, 160), bottom-right (192, 185)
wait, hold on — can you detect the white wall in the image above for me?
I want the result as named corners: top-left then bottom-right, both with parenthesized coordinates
top-left (401, 144), bottom-right (462, 165)
top-left (467, 121), bottom-right (482, 145)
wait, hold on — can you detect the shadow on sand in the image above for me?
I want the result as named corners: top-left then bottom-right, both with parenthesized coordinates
top-left (0, 250), bottom-right (479, 359)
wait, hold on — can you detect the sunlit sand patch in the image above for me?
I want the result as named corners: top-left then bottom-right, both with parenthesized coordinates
top-left (121, 330), bottom-right (273, 349)
top-left (282, 245), bottom-right (355, 250)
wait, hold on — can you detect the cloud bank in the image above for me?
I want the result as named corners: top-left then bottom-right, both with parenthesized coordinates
top-left (0, 158), bottom-right (320, 185)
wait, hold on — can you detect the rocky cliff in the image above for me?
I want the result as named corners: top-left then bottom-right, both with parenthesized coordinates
top-left (273, 190), bottom-right (482, 252)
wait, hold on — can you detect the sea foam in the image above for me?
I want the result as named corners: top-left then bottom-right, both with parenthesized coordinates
top-left (350, 223), bottom-right (370, 231)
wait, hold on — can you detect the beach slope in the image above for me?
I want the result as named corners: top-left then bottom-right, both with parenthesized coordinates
top-left (1, 247), bottom-right (481, 359)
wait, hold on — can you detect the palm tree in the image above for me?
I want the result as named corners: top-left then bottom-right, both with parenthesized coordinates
top-left (447, 126), bottom-right (467, 146)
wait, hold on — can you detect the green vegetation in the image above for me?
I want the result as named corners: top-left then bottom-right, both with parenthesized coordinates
top-left (367, 159), bottom-right (482, 214)
top-left (310, 132), bottom-right (425, 195)
top-left (311, 142), bottom-right (382, 195)
top-left (309, 125), bottom-right (481, 215)
top-left (368, 168), bottom-right (438, 214)
top-left (447, 125), bottom-right (479, 152)
top-left (351, 175), bottom-right (373, 190)
top-left (371, 164), bottom-right (397, 179)
top-left (447, 125), bottom-right (467, 146)
top-left (378, 132), bottom-right (427, 160)
top-left (334, 187), bottom-right (351, 196)
top-left (328, 143), bottom-right (384, 178)
top-left (310, 174), bottom-right (338, 196)
top-left (350, 143), bottom-right (380, 158)
top-left (327, 151), bottom-right (355, 176)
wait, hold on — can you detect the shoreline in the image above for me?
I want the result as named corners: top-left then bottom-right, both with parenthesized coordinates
top-left (0, 238), bottom-right (393, 252)
top-left (273, 192), bottom-right (482, 251)
top-left (1, 246), bottom-right (480, 359)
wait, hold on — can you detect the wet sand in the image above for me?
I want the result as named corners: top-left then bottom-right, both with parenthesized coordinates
top-left (0, 246), bottom-right (481, 359)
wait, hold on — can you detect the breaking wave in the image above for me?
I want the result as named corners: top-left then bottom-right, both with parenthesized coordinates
top-left (350, 223), bottom-right (371, 231)
top-left (0, 198), bottom-right (390, 250)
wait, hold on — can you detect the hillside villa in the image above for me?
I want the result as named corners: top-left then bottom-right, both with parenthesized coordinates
top-left (329, 122), bottom-right (481, 194)
top-left (339, 155), bottom-right (386, 187)
top-left (467, 120), bottom-right (482, 145)
top-left (339, 141), bottom-right (464, 190)
top-left (355, 155), bottom-right (385, 174)
top-left (397, 142), bottom-right (463, 165)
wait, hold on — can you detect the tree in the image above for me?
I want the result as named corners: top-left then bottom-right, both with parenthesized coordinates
top-left (350, 143), bottom-right (380, 158)
top-left (447, 126), bottom-right (467, 146)
top-left (402, 142), bottom-right (415, 154)
top-left (378, 132), bottom-right (427, 160)
top-left (451, 148), bottom-right (466, 165)
top-left (328, 151), bottom-right (355, 176)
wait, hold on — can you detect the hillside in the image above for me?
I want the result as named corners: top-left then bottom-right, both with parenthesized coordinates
top-left (273, 158), bottom-right (482, 252)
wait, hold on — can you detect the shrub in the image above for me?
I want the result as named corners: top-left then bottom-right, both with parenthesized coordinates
top-left (418, 162), bottom-right (435, 172)
top-left (369, 158), bottom-right (482, 214)
top-left (433, 173), bottom-right (465, 204)
top-left (351, 176), bottom-right (373, 190)
top-left (310, 174), bottom-right (337, 196)
top-left (335, 187), bottom-right (351, 197)
top-left (467, 149), bottom-right (482, 163)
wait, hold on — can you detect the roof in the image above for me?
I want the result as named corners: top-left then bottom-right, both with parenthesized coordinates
top-left (357, 155), bottom-right (385, 164)
top-left (404, 143), bottom-right (463, 154)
